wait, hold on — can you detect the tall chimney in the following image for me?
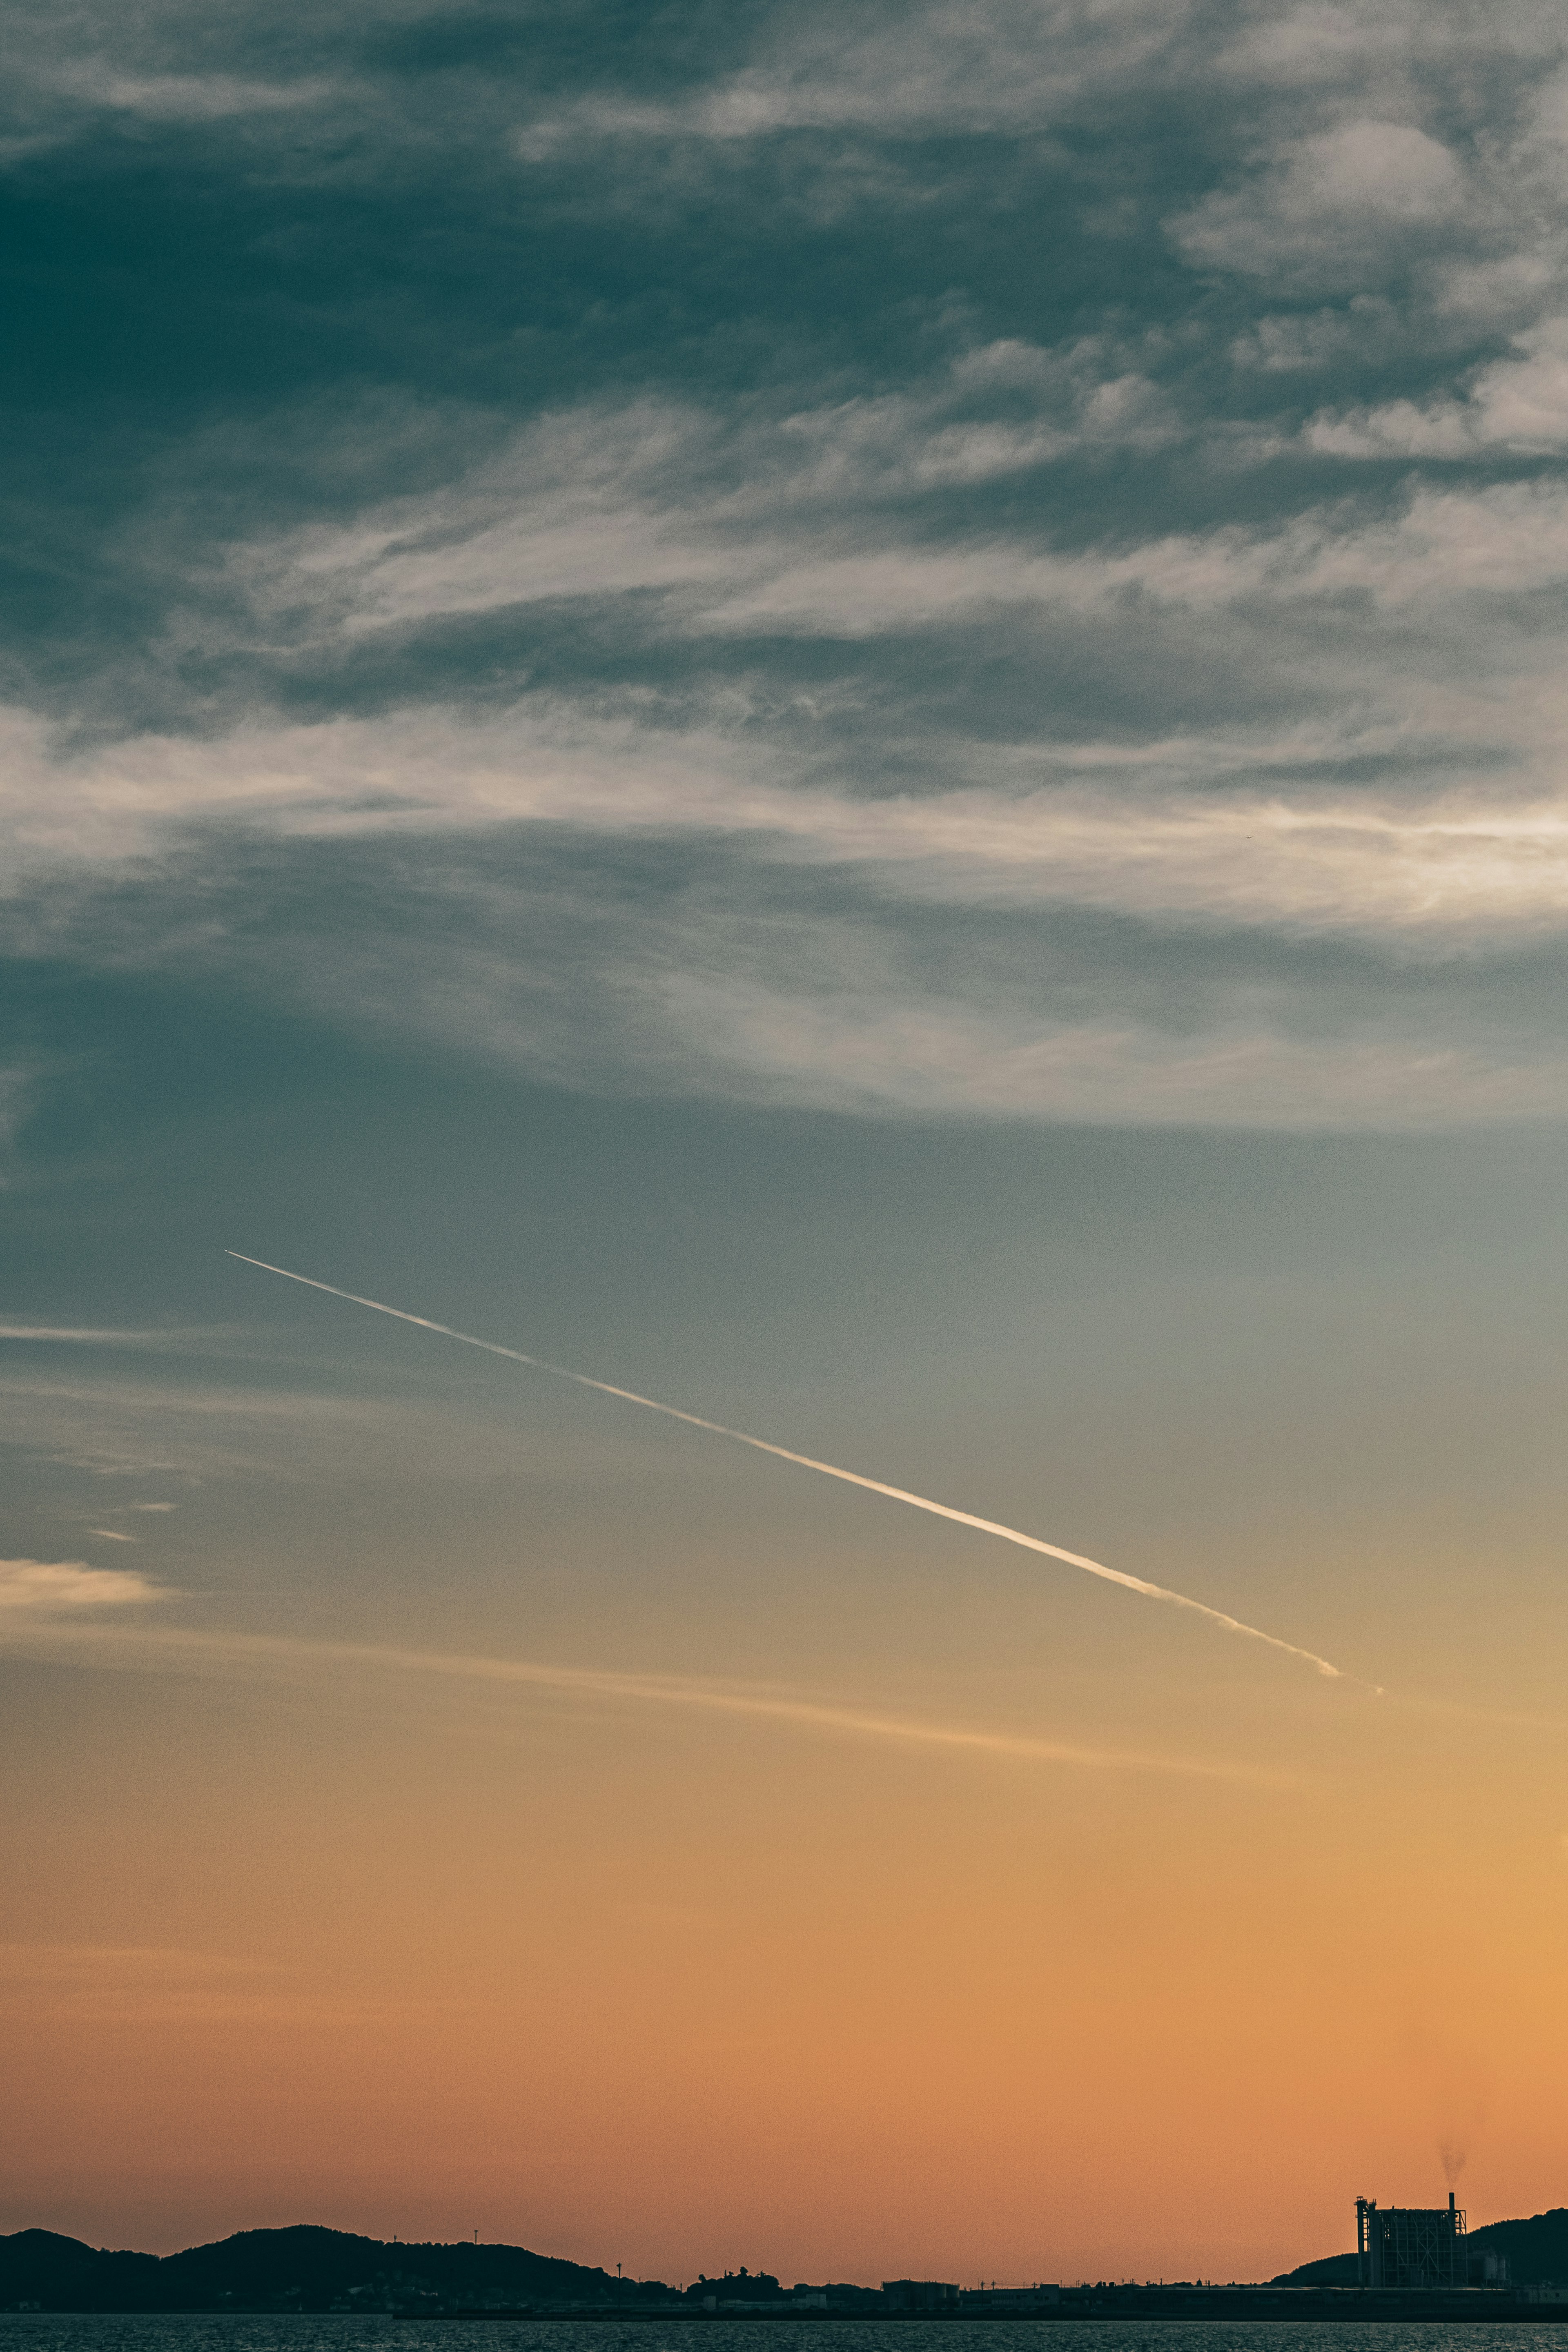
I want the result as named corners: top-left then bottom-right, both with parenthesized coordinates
top-left (1450, 2194), bottom-right (1456, 2214)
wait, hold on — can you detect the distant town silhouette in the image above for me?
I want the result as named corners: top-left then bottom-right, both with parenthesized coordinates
top-left (4, 2213), bottom-right (1568, 2318)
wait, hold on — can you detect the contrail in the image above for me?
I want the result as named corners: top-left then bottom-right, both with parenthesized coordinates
top-left (227, 1251), bottom-right (1349, 1680)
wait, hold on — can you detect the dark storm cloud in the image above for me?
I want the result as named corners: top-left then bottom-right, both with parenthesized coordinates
top-left (4, 0), bottom-right (1568, 1125)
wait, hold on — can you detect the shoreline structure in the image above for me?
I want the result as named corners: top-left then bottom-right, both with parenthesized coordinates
top-left (6, 2221), bottom-right (1568, 2321)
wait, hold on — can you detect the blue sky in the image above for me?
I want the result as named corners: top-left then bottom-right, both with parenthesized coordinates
top-left (4, 0), bottom-right (1568, 2283)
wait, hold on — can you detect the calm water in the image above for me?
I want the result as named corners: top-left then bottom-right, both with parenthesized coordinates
top-left (4, 2324), bottom-right (1568, 2352)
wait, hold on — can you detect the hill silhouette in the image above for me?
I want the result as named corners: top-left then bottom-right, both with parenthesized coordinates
top-left (1273, 2207), bottom-right (1568, 2289)
top-left (0, 2224), bottom-right (669, 2312)
top-left (10, 2207), bottom-right (1568, 2312)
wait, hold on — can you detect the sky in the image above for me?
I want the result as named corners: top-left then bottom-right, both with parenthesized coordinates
top-left (3, 0), bottom-right (1568, 2291)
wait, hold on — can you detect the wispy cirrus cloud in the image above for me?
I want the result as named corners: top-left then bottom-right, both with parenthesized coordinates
top-left (652, 976), bottom-right (1568, 1129)
top-left (0, 1618), bottom-right (1302, 1786)
top-left (0, 1942), bottom-right (408, 2029)
top-left (0, 1370), bottom-right (444, 1480)
top-left (0, 1324), bottom-right (204, 1342)
top-left (513, 0), bottom-right (1189, 156)
top-left (11, 694), bottom-right (1568, 941)
top-left (203, 393), bottom-right (1568, 663)
top-left (5, 0), bottom-right (1568, 1136)
top-left (49, 65), bottom-right (339, 119)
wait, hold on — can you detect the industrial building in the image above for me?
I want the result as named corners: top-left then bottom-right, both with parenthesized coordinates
top-left (880, 2281), bottom-right (960, 2312)
top-left (1355, 2194), bottom-right (1466, 2290)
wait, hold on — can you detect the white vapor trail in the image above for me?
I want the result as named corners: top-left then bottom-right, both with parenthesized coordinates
top-left (227, 1252), bottom-right (1349, 1681)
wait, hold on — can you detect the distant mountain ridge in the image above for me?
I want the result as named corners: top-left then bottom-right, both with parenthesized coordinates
top-left (8, 2207), bottom-right (1568, 2312)
top-left (0, 2224), bottom-right (668, 2313)
top-left (1273, 2207), bottom-right (1568, 2289)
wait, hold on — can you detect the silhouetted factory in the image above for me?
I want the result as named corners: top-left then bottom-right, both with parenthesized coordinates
top-left (1356, 2193), bottom-right (1466, 2290)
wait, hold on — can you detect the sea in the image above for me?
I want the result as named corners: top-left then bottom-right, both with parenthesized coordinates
top-left (4, 2325), bottom-right (1568, 2352)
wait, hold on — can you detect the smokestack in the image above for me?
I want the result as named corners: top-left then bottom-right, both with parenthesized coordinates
top-left (1450, 2194), bottom-right (1456, 2214)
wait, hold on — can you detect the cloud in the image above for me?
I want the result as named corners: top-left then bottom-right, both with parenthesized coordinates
top-left (0, 1941), bottom-right (400, 2029)
top-left (5, 0), bottom-right (1568, 1142)
top-left (1214, 1), bottom-right (1565, 94)
top-left (205, 395), bottom-right (1568, 670)
top-left (9, 494), bottom-right (1568, 1131)
top-left (0, 1619), bottom-right (1301, 1786)
top-left (14, 812), bottom-right (1568, 1129)
top-left (1305, 316), bottom-right (1568, 453)
top-left (0, 1558), bottom-right (170, 1611)
top-left (1214, 3), bottom-right (1424, 89)
top-left (649, 970), bottom-right (1568, 1129)
top-left (1229, 297), bottom-right (1408, 374)
top-left (683, 483), bottom-right (1568, 627)
top-left (514, 0), bottom-right (1187, 154)
top-left (49, 66), bottom-right (337, 120)
top-left (11, 688), bottom-right (1568, 944)
top-left (0, 1371), bottom-right (437, 1479)
top-left (1169, 120), bottom-right (1466, 283)
top-left (222, 364), bottom-right (1188, 650)
top-left (0, 1325), bottom-right (196, 1342)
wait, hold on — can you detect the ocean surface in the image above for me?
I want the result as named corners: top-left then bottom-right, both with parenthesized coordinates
top-left (4, 2325), bottom-right (1568, 2352)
